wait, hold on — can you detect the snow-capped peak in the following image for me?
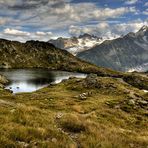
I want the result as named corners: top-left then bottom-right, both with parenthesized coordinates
top-left (138, 25), bottom-right (148, 33)
top-left (49, 34), bottom-right (111, 55)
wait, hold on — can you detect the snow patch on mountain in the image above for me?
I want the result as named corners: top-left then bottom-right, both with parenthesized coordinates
top-left (49, 34), bottom-right (115, 55)
top-left (127, 63), bottom-right (148, 72)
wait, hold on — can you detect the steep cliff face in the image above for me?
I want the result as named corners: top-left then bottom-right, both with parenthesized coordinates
top-left (0, 39), bottom-right (121, 77)
top-left (77, 26), bottom-right (148, 72)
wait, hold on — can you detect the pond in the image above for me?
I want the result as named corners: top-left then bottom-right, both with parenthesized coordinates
top-left (0, 69), bottom-right (87, 93)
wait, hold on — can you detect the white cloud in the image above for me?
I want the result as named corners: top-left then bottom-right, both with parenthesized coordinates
top-left (2, 28), bottom-right (53, 42)
top-left (4, 28), bottom-right (30, 36)
top-left (69, 22), bottom-right (114, 37)
top-left (144, 2), bottom-right (148, 6)
top-left (143, 9), bottom-right (148, 15)
top-left (91, 7), bottom-right (136, 20)
top-left (58, 4), bottom-right (136, 21)
top-left (124, 0), bottom-right (138, 5)
top-left (113, 20), bottom-right (148, 34)
top-left (97, 22), bottom-right (109, 30)
top-left (0, 0), bottom-right (145, 41)
top-left (0, 0), bottom-right (137, 31)
top-left (36, 31), bottom-right (52, 36)
top-left (0, 17), bottom-right (11, 25)
top-left (0, 18), bottom-right (7, 25)
top-left (69, 19), bottom-right (148, 38)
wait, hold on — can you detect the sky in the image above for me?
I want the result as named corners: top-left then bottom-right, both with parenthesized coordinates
top-left (0, 0), bottom-right (148, 42)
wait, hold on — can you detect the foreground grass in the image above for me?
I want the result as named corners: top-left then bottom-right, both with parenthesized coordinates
top-left (0, 76), bottom-right (148, 148)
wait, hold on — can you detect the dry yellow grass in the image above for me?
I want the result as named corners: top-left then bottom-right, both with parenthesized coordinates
top-left (0, 76), bottom-right (148, 148)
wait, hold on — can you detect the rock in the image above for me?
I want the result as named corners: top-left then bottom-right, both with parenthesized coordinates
top-left (51, 138), bottom-right (57, 143)
top-left (79, 94), bottom-right (87, 100)
top-left (18, 141), bottom-right (29, 147)
top-left (10, 109), bottom-right (16, 113)
top-left (69, 76), bottom-right (76, 79)
top-left (138, 100), bottom-right (147, 106)
top-left (128, 91), bottom-right (141, 100)
top-left (76, 79), bottom-right (81, 82)
top-left (61, 79), bottom-right (67, 83)
top-left (55, 113), bottom-right (63, 119)
top-left (129, 143), bottom-right (135, 148)
top-left (83, 74), bottom-right (99, 88)
top-left (123, 74), bottom-right (148, 90)
top-left (0, 75), bottom-right (8, 84)
top-left (143, 90), bottom-right (148, 93)
top-left (114, 105), bottom-right (120, 109)
top-left (128, 99), bottom-right (135, 106)
top-left (0, 62), bottom-right (11, 68)
top-left (86, 74), bottom-right (98, 83)
top-left (5, 89), bottom-right (13, 93)
top-left (74, 92), bottom-right (92, 100)
top-left (123, 89), bottom-right (131, 94)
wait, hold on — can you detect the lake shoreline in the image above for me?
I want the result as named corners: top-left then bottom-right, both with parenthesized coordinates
top-left (0, 69), bottom-right (87, 93)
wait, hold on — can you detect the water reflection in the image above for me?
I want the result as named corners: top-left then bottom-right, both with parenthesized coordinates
top-left (0, 69), bottom-right (86, 93)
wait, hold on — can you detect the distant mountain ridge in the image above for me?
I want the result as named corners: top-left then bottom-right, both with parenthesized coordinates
top-left (49, 33), bottom-right (114, 55)
top-left (77, 26), bottom-right (148, 72)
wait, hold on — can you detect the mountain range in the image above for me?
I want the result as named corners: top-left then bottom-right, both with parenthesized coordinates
top-left (49, 26), bottom-right (148, 72)
top-left (77, 26), bottom-right (148, 72)
top-left (49, 34), bottom-right (113, 55)
top-left (0, 30), bottom-right (148, 148)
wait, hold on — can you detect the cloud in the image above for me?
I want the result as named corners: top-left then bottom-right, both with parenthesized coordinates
top-left (144, 2), bottom-right (148, 6)
top-left (51, 3), bottom-right (136, 22)
top-left (143, 9), bottom-right (148, 15)
top-left (91, 7), bottom-right (136, 20)
top-left (35, 31), bottom-right (52, 36)
top-left (69, 22), bottom-right (113, 37)
top-left (4, 28), bottom-right (30, 36)
top-left (69, 19), bottom-right (148, 38)
top-left (0, 0), bottom-right (71, 10)
top-left (0, 0), bottom-right (137, 30)
top-left (1, 28), bottom-right (53, 42)
top-left (0, 18), bottom-right (8, 25)
top-left (124, 0), bottom-right (138, 5)
top-left (0, 0), bottom-right (145, 41)
top-left (112, 19), bottom-right (148, 34)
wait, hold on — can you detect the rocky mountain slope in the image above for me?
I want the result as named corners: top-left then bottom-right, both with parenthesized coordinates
top-left (77, 26), bottom-right (148, 72)
top-left (49, 34), bottom-right (112, 55)
top-left (0, 39), bottom-right (121, 77)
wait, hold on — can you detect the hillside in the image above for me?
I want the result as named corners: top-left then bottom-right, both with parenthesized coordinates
top-left (77, 26), bottom-right (148, 72)
top-left (0, 37), bottom-right (148, 147)
top-left (0, 39), bottom-right (121, 77)
top-left (0, 74), bottom-right (148, 147)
